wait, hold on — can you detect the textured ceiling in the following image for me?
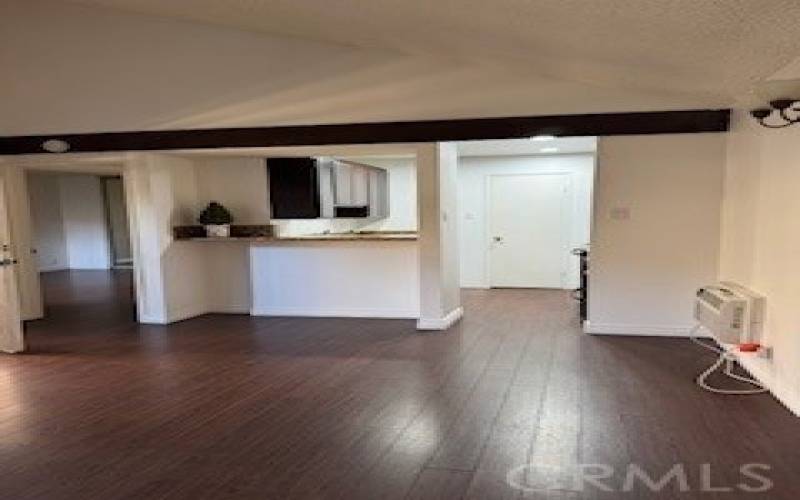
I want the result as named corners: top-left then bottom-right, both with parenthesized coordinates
top-left (6, 1), bottom-right (800, 135)
top-left (458, 137), bottom-right (597, 157)
top-left (63, 0), bottom-right (800, 98)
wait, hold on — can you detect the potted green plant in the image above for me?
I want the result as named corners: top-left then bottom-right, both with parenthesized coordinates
top-left (198, 201), bottom-right (234, 237)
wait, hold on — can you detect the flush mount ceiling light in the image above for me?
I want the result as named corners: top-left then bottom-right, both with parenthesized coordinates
top-left (41, 139), bottom-right (71, 153)
top-left (530, 135), bottom-right (556, 141)
top-left (540, 147), bottom-right (559, 153)
top-left (750, 98), bottom-right (800, 128)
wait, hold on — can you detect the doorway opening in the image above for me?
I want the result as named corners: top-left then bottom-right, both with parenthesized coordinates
top-left (455, 137), bottom-right (596, 317)
top-left (24, 169), bottom-right (136, 340)
top-left (101, 176), bottom-right (133, 270)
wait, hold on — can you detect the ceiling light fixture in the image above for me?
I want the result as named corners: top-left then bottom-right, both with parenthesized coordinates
top-left (530, 135), bottom-right (556, 141)
top-left (540, 147), bottom-right (559, 153)
top-left (41, 139), bottom-right (71, 153)
top-left (750, 98), bottom-right (800, 128)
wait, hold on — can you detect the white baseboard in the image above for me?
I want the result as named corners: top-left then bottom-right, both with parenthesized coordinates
top-left (165, 304), bottom-right (209, 324)
top-left (251, 306), bottom-right (419, 319)
top-left (208, 304), bottom-right (251, 315)
top-left (137, 315), bottom-right (167, 325)
top-left (583, 321), bottom-right (696, 337)
top-left (208, 309), bottom-right (251, 315)
top-left (38, 265), bottom-right (68, 273)
top-left (139, 306), bottom-right (250, 324)
top-left (417, 306), bottom-right (464, 331)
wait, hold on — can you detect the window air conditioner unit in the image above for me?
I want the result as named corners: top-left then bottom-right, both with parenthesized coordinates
top-left (693, 282), bottom-right (765, 346)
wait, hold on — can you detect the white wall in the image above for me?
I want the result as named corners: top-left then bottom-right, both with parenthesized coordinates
top-left (251, 241), bottom-right (419, 318)
top-left (27, 173), bottom-right (68, 271)
top-left (193, 157), bottom-right (271, 224)
top-left (28, 173), bottom-right (123, 272)
top-left (457, 154), bottom-right (595, 288)
top-left (193, 157), bottom-right (267, 314)
top-left (719, 110), bottom-right (800, 415)
top-left (58, 175), bottom-right (111, 270)
top-left (589, 134), bottom-right (725, 336)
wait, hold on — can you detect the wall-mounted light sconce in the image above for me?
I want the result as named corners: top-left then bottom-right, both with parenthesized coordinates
top-left (750, 99), bottom-right (800, 128)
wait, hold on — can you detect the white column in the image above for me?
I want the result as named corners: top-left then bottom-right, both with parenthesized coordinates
top-left (125, 153), bottom-right (207, 324)
top-left (124, 154), bottom-right (167, 323)
top-left (416, 143), bottom-right (463, 330)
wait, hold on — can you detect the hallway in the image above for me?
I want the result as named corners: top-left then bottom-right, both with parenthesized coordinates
top-left (25, 270), bottom-right (135, 350)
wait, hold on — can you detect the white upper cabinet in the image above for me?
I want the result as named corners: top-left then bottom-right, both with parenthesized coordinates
top-left (368, 168), bottom-right (388, 218)
top-left (349, 166), bottom-right (369, 207)
top-left (333, 161), bottom-right (352, 206)
top-left (332, 161), bottom-right (370, 207)
top-left (319, 159), bottom-right (389, 218)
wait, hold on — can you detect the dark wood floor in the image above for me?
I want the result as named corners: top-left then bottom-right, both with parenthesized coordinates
top-left (4, 270), bottom-right (798, 499)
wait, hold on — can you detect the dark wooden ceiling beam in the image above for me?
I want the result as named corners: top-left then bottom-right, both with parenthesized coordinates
top-left (0, 109), bottom-right (730, 155)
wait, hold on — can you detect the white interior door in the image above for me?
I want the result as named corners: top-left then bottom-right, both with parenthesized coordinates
top-left (488, 173), bottom-right (571, 288)
top-left (0, 175), bottom-right (25, 353)
top-left (6, 168), bottom-right (43, 320)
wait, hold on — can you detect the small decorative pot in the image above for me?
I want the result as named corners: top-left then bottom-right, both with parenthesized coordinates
top-left (205, 224), bottom-right (231, 238)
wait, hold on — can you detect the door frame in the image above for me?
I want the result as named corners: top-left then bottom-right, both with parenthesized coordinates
top-left (485, 172), bottom-right (574, 289)
top-left (0, 154), bottom-right (141, 352)
top-left (100, 175), bottom-right (133, 269)
top-left (0, 171), bottom-right (25, 353)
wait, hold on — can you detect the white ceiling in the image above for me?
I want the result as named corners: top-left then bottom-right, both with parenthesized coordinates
top-left (63, 0), bottom-right (800, 100)
top-left (4, 1), bottom-right (800, 135)
top-left (170, 144), bottom-right (418, 159)
top-left (457, 137), bottom-right (596, 157)
top-left (165, 138), bottom-right (595, 161)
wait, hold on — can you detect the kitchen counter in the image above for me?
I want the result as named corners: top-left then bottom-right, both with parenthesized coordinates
top-left (178, 232), bottom-right (418, 242)
top-left (172, 229), bottom-right (420, 319)
top-left (250, 236), bottom-right (419, 318)
top-left (276, 232), bottom-right (417, 241)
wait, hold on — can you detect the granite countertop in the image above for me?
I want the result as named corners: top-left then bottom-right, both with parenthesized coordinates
top-left (275, 231), bottom-right (418, 241)
top-left (179, 232), bottom-right (418, 242)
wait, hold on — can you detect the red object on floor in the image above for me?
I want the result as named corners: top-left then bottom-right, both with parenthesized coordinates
top-left (739, 343), bottom-right (761, 352)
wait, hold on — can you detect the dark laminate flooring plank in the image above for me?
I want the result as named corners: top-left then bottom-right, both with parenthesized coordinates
top-left (405, 468), bottom-right (473, 500)
top-left (1, 272), bottom-right (797, 500)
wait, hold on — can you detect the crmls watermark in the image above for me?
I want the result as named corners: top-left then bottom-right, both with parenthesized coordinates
top-left (506, 463), bottom-right (773, 494)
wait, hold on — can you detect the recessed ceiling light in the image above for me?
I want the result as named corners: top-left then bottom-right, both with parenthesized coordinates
top-left (530, 135), bottom-right (556, 141)
top-left (540, 147), bottom-right (559, 153)
top-left (41, 139), bottom-right (71, 153)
